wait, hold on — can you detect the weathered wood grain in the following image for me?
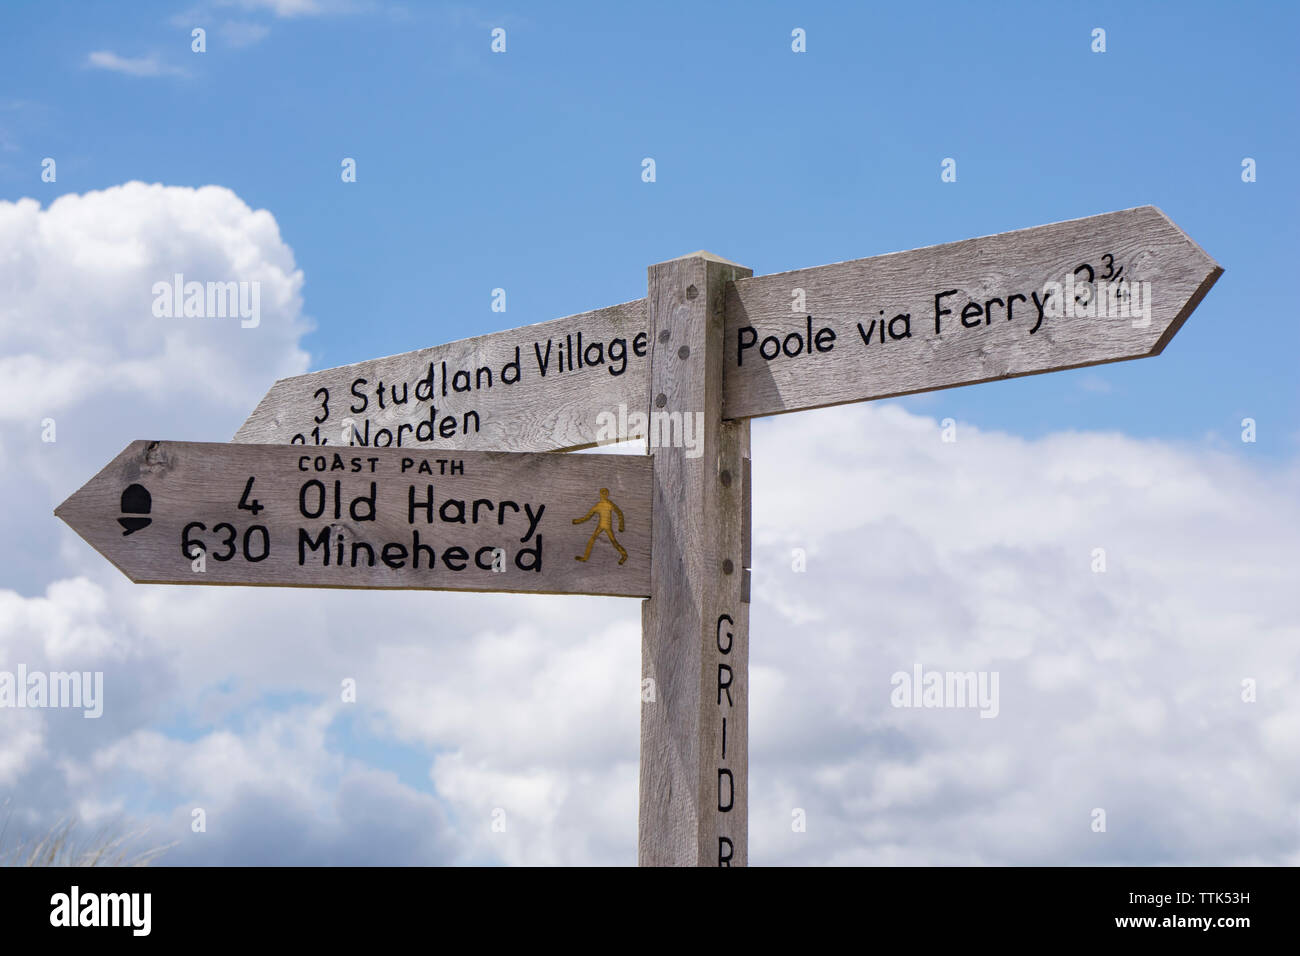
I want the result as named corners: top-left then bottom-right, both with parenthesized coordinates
top-left (55, 441), bottom-right (651, 597)
top-left (639, 252), bottom-right (752, 867)
top-left (723, 206), bottom-right (1222, 419)
top-left (235, 299), bottom-right (649, 453)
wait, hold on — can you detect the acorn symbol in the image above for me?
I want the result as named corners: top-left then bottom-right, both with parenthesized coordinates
top-left (118, 483), bottom-right (152, 535)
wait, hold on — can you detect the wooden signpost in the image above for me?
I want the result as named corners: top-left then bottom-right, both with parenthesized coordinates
top-left (56, 440), bottom-right (651, 597)
top-left (57, 206), bottom-right (1221, 866)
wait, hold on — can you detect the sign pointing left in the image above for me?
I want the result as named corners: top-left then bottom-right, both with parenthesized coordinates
top-left (55, 441), bottom-right (651, 597)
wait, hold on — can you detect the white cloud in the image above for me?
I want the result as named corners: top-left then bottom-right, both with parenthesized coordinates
top-left (220, 21), bottom-right (272, 47)
top-left (85, 51), bottom-right (187, 78)
top-left (744, 403), bottom-right (1300, 865)
top-left (0, 715), bottom-right (42, 788)
top-left (169, 0), bottom-right (368, 44)
top-left (0, 182), bottom-right (310, 590)
top-left (9, 400), bottom-right (1293, 867)
top-left (217, 0), bottom-right (364, 17)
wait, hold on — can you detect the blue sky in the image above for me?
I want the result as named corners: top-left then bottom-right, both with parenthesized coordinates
top-left (1, 1), bottom-right (1297, 867)
top-left (2, 0), bottom-right (1294, 451)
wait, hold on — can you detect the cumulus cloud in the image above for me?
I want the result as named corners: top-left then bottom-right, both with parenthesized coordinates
top-left (745, 403), bottom-right (1300, 865)
top-left (0, 182), bottom-right (310, 590)
top-left (0, 182), bottom-right (1296, 866)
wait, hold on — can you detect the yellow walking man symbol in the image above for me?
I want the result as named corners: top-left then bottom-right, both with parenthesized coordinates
top-left (574, 488), bottom-right (628, 566)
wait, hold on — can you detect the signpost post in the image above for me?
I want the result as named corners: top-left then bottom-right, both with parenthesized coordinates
top-left (57, 206), bottom-right (1221, 866)
top-left (639, 252), bottom-right (753, 866)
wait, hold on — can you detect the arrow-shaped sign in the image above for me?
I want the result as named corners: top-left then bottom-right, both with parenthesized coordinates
top-left (235, 299), bottom-right (648, 453)
top-left (55, 441), bottom-right (652, 597)
top-left (722, 205), bottom-right (1222, 419)
top-left (233, 207), bottom-right (1219, 450)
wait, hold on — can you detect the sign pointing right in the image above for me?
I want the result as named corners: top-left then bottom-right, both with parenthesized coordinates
top-left (722, 206), bottom-right (1222, 420)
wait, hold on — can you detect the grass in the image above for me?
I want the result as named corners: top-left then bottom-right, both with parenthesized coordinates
top-left (0, 812), bottom-right (175, 867)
